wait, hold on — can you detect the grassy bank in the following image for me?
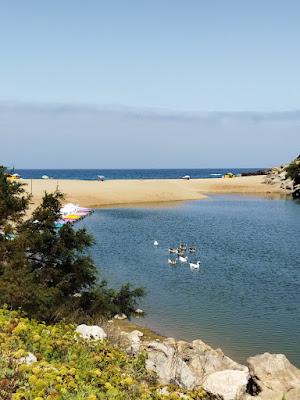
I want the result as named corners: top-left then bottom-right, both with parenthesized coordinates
top-left (0, 308), bottom-right (208, 400)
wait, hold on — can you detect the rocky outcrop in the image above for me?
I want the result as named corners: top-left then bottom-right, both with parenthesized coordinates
top-left (75, 324), bottom-right (107, 340)
top-left (83, 318), bottom-right (300, 400)
top-left (241, 169), bottom-right (271, 177)
top-left (263, 158), bottom-right (300, 195)
top-left (142, 337), bottom-right (249, 399)
top-left (137, 334), bottom-right (300, 400)
top-left (246, 353), bottom-right (300, 400)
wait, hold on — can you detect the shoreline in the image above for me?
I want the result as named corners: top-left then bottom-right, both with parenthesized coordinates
top-left (23, 175), bottom-right (285, 209)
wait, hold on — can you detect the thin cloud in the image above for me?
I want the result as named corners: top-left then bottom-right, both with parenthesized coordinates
top-left (1, 101), bottom-right (300, 123)
top-left (0, 101), bottom-right (299, 168)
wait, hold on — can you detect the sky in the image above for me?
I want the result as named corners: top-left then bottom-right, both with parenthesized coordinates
top-left (1, 1), bottom-right (300, 168)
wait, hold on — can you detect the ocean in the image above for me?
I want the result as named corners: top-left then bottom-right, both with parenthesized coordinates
top-left (15, 168), bottom-right (261, 180)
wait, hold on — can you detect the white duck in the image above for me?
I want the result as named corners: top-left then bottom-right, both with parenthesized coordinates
top-left (189, 261), bottom-right (201, 269)
top-left (154, 240), bottom-right (159, 246)
top-left (178, 255), bottom-right (188, 263)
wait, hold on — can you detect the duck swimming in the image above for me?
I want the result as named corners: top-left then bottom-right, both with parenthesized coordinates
top-left (189, 246), bottom-right (197, 253)
top-left (179, 243), bottom-right (187, 251)
top-left (189, 261), bottom-right (201, 269)
top-left (178, 255), bottom-right (188, 263)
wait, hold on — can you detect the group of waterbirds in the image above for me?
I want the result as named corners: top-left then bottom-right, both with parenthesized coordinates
top-left (153, 241), bottom-right (201, 270)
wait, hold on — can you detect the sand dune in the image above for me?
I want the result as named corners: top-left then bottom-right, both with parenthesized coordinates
top-left (23, 175), bottom-right (284, 209)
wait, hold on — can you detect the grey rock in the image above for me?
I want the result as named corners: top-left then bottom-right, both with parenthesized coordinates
top-left (246, 353), bottom-right (300, 400)
top-left (120, 329), bottom-right (143, 355)
top-left (145, 340), bottom-right (197, 388)
top-left (203, 369), bottom-right (249, 400)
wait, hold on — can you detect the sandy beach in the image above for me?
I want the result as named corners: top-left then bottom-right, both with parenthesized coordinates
top-left (23, 175), bottom-right (284, 208)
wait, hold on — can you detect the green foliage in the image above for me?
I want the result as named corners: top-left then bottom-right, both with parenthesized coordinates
top-left (0, 308), bottom-right (208, 399)
top-left (0, 166), bottom-right (30, 227)
top-left (285, 160), bottom-right (300, 184)
top-left (0, 168), bottom-right (144, 322)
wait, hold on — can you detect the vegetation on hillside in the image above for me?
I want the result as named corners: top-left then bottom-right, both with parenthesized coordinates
top-left (0, 308), bottom-right (208, 400)
top-left (285, 155), bottom-right (300, 185)
top-left (0, 166), bottom-right (144, 322)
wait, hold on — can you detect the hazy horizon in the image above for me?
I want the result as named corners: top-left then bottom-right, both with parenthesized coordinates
top-left (1, 2), bottom-right (300, 167)
top-left (2, 101), bottom-right (299, 169)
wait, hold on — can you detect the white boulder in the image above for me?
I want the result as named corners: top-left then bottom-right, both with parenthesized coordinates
top-left (18, 352), bottom-right (37, 365)
top-left (202, 369), bottom-right (249, 400)
top-left (120, 330), bottom-right (143, 355)
top-left (75, 324), bottom-right (107, 340)
top-left (114, 313), bottom-right (127, 320)
top-left (135, 308), bottom-right (144, 315)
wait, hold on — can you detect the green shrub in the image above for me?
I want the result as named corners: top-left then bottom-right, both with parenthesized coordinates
top-left (0, 167), bottom-right (144, 323)
top-left (285, 160), bottom-right (300, 184)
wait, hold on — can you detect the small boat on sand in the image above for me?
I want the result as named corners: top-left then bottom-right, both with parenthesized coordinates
top-left (168, 259), bottom-right (177, 266)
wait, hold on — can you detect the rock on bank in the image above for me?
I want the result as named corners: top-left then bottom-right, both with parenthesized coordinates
top-left (112, 324), bottom-right (300, 400)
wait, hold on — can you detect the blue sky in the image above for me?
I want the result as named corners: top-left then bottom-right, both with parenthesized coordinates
top-left (1, 1), bottom-right (300, 167)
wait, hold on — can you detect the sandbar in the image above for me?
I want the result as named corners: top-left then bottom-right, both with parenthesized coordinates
top-left (23, 175), bottom-right (284, 209)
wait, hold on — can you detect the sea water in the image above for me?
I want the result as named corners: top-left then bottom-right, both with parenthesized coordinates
top-left (16, 168), bottom-right (260, 180)
top-left (79, 195), bottom-right (300, 366)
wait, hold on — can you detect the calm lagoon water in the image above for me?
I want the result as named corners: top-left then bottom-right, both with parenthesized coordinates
top-left (79, 195), bottom-right (300, 366)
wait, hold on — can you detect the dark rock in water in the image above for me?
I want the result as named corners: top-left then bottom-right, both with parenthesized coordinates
top-left (241, 169), bottom-right (271, 177)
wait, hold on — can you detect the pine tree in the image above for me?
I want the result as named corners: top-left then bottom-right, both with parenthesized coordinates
top-left (0, 167), bottom-right (144, 322)
top-left (0, 167), bottom-right (30, 226)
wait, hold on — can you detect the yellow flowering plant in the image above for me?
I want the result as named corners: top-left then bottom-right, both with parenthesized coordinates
top-left (0, 308), bottom-right (208, 400)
